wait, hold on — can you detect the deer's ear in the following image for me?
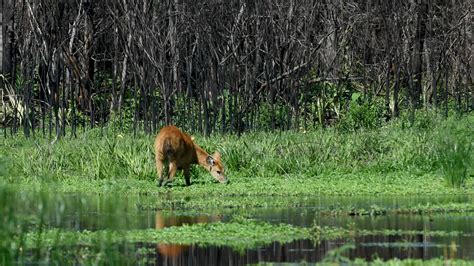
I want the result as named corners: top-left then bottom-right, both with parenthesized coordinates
top-left (207, 156), bottom-right (215, 166)
top-left (212, 151), bottom-right (221, 161)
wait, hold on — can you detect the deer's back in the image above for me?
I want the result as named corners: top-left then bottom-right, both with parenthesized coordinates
top-left (154, 126), bottom-right (196, 167)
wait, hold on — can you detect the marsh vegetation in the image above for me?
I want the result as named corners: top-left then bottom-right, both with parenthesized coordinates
top-left (1, 0), bottom-right (473, 264)
top-left (1, 113), bottom-right (473, 264)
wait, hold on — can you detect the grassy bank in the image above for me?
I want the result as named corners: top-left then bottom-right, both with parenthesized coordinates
top-left (1, 113), bottom-right (473, 207)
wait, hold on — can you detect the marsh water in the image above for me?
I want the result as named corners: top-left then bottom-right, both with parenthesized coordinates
top-left (4, 190), bottom-right (474, 264)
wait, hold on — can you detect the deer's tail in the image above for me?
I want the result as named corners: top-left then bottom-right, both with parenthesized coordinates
top-left (163, 138), bottom-right (174, 160)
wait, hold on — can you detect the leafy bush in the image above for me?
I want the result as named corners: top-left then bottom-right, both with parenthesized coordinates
top-left (337, 93), bottom-right (385, 132)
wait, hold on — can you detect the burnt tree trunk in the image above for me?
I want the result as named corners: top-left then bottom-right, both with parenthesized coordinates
top-left (1, 0), bottom-right (14, 84)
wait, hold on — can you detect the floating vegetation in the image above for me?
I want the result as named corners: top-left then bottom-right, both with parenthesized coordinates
top-left (25, 219), bottom-right (309, 252)
top-left (136, 198), bottom-right (474, 215)
top-left (257, 258), bottom-right (474, 266)
top-left (20, 219), bottom-right (471, 251)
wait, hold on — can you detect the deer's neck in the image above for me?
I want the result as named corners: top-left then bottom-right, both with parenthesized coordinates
top-left (194, 144), bottom-right (210, 168)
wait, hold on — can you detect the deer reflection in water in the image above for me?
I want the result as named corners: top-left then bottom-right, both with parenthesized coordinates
top-left (155, 212), bottom-right (222, 258)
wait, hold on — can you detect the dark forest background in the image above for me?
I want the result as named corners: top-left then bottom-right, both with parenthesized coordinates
top-left (0, 0), bottom-right (472, 138)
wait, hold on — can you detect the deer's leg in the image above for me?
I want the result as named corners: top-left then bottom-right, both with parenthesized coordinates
top-left (183, 165), bottom-right (191, 186)
top-left (156, 156), bottom-right (166, 187)
top-left (166, 161), bottom-right (178, 185)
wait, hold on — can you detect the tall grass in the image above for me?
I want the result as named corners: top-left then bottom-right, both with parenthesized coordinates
top-left (1, 112), bottom-right (472, 188)
top-left (433, 115), bottom-right (473, 187)
top-left (2, 130), bottom-right (156, 182)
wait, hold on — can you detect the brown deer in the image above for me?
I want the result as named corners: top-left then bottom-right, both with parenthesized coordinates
top-left (154, 125), bottom-right (227, 186)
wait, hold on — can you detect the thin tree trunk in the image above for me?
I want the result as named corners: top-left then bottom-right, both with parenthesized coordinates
top-left (385, 59), bottom-right (392, 120)
top-left (392, 62), bottom-right (401, 118)
top-left (444, 68), bottom-right (449, 117)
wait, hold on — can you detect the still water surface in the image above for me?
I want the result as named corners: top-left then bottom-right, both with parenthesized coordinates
top-left (6, 191), bottom-right (474, 264)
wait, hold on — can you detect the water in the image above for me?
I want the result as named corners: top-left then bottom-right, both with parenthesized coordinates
top-left (142, 195), bottom-right (474, 264)
top-left (143, 237), bottom-right (473, 265)
top-left (2, 189), bottom-right (474, 264)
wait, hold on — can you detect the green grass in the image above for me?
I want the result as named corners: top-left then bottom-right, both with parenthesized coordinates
top-left (4, 172), bottom-right (473, 209)
top-left (434, 116), bottom-right (473, 187)
top-left (1, 112), bottom-right (473, 264)
top-left (1, 113), bottom-right (473, 210)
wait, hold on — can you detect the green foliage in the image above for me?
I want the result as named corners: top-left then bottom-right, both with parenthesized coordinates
top-left (21, 219), bottom-right (309, 255)
top-left (363, 258), bottom-right (474, 266)
top-left (395, 109), bottom-right (442, 130)
top-left (433, 115), bottom-right (473, 188)
top-left (18, 219), bottom-right (470, 257)
top-left (322, 243), bottom-right (355, 264)
top-left (1, 112), bottom-right (473, 196)
top-left (7, 129), bottom-right (156, 182)
top-left (336, 93), bottom-right (386, 132)
top-left (0, 187), bottom-right (18, 263)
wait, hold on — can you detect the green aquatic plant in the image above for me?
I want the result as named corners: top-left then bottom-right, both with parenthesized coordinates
top-left (22, 221), bottom-right (469, 250)
top-left (2, 194), bottom-right (472, 266)
top-left (25, 219), bottom-right (309, 252)
top-left (9, 220), bottom-right (469, 265)
top-left (321, 243), bottom-right (355, 264)
top-left (256, 258), bottom-right (474, 266)
top-left (319, 202), bottom-right (474, 217)
top-left (313, 258), bottom-right (474, 266)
